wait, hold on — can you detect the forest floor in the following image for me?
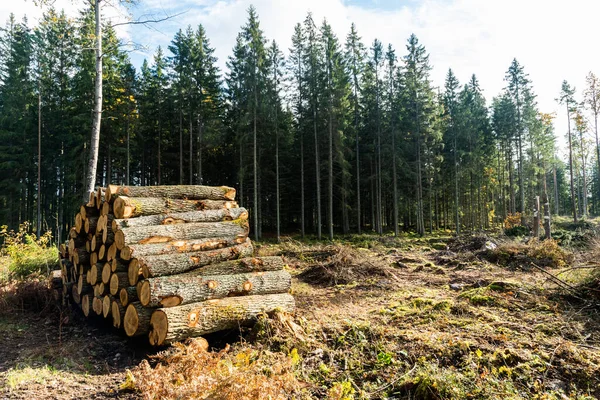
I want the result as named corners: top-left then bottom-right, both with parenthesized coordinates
top-left (1, 226), bottom-right (600, 399)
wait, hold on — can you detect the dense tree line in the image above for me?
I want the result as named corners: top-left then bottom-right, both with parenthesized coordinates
top-left (1, 6), bottom-right (597, 241)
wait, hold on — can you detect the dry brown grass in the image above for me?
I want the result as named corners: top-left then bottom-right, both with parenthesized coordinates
top-left (296, 245), bottom-right (400, 287)
top-left (131, 338), bottom-right (302, 400)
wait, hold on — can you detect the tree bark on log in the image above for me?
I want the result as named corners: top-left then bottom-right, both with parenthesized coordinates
top-left (135, 239), bottom-right (254, 280)
top-left (80, 205), bottom-right (99, 221)
top-left (114, 208), bottom-right (248, 229)
top-left (187, 256), bottom-right (285, 276)
top-left (124, 301), bottom-right (154, 337)
top-left (114, 220), bottom-right (248, 250)
top-left (120, 236), bottom-right (247, 261)
top-left (148, 293), bottom-right (295, 346)
top-left (106, 184), bottom-right (236, 203)
top-left (113, 196), bottom-right (238, 219)
top-left (120, 286), bottom-right (138, 306)
top-left (138, 269), bottom-right (291, 308)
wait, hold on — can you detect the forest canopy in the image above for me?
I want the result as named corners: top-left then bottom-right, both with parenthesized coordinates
top-left (0, 5), bottom-right (597, 242)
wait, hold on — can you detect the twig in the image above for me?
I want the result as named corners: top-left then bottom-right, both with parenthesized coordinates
top-left (110, 11), bottom-right (186, 28)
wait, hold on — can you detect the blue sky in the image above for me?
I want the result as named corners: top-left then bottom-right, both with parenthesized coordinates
top-left (3, 0), bottom-right (600, 154)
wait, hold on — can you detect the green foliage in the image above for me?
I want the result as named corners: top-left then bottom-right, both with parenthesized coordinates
top-left (0, 222), bottom-right (58, 280)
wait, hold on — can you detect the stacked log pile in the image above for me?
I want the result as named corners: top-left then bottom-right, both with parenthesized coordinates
top-left (57, 185), bottom-right (294, 346)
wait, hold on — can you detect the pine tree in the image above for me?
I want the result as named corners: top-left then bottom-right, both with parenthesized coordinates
top-left (344, 23), bottom-right (366, 233)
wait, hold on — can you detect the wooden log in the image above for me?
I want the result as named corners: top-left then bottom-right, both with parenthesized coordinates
top-left (87, 191), bottom-right (96, 208)
top-left (84, 216), bottom-right (99, 235)
top-left (89, 264), bottom-right (103, 286)
top-left (123, 301), bottom-right (154, 337)
top-left (101, 201), bottom-right (110, 217)
top-left (77, 274), bottom-right (92, 296)
top-left (102, 295), bottom-right (113, 318)
top-left (114, 220), bottom-right (249, 250)
top-left (90, 252), bottom-right (98, 267)
top-left (110, 272), bottom-right (129, 296)
top-left (111, 258), bottom-right (129, 273)
top-left (112, 300), bottom-right (125, 329)
top-left (80, 205), bottom-right (99, 221)
top-left (59, 243), bottom-right (67, 258)
top-left (106, 184), bottom-right (236, 203)
top-left (72, 248), bottom-right (90, 267)
top-left (119, 286), bottom-right (138, 306)
top-left (72, 288), bottom-right (81, 305)
top-left (114, 208), bottom-right (249, 229)
top-left (81, 294), bottom-right (92, 317)
top-left (138, 269), bottom-right (291, 308)
top-left (96, 187), bottom-right (105, 210)
top-left (113, 196), bottom-right (238, 219)
top-left (102, 262), bottom-right (113, 285)
top-left (189, 256), bottom-right (285, 276)
top-left (85, 241), bottom-right (91, 253)
top-left (127, 258), bottom-right (143, 286)
top-left (92, 296), bottom-right (103, 315)
top-left (120, 236), bottom-right (247, 261)
top-left (148, 293), bottom-right (295, 346)
top-left (94, 282), bottom-right (108, 297)
top-left (96, 214), bottom-right (105, 233)
top-left (75, 213), bottom-right (83, 233)
top-left (135, 239), bottom-right (254, 280)
top-left (98, 245), bottom-right (107, 261)
top-left (102, 224), bottom-right (114, 246)
top-left (69, 227), bottom-right (81, 240)
top-left (107, 243), bottom-right (117, 262)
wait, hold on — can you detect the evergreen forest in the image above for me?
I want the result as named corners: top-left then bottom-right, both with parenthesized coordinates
top-left (2, 5), bottom-right (599, 242)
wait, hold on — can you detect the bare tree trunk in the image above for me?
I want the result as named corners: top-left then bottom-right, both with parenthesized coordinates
top-left (37, 68), bottom-right (41, 238)
top-left (179, 108), bottom-right (183, 184)
top-left (533, 195), bottom-right (540, 238)
top-left (567, 102), bottom-right (578, 222)
top-left (313, 101), bottom-right (321, 240)
top-left (197, 115), bottom-right (202, 184)
top-left (580, 127), bottom-right (588, 218)
top-left (253, 75), bottom-right (258, 241)
top-left (84, 0), bottom-right (103, 202)
top-left (189, 115), bottom-right (193, 185)
top-left (328, 96), bottom-right (333, 241)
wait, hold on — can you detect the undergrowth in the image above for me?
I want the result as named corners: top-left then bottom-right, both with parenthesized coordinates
top-left (0, 222), bottom-right (58, 281)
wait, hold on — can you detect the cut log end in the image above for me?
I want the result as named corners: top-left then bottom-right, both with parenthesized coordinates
top-left (102, 295), bottom-right (112, 318)
top-left (139, 280), bottom-right (150, 306)
top-left (149, 310), bottom-right (168, 346)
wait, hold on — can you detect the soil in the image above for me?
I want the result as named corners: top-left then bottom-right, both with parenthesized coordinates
top-left (1, 234), bottom-right (600, 399)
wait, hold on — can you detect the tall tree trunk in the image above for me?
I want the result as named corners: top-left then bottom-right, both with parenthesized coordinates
top-left (454, 132), bottom-right (460, 234)
top-left (126, 117), bottom-right (130, 185)
top-left (37, 69), bottom-right (41, 238)
top-left (392, 126), bottom-right (399, 236)
top-left (328, 97), bottom-right (333, 240)
top-left (553, 161), bottom-right (559, 216)
top-left (313, 101), bottom-right (321, 240)
top-left (300, 130), bottom-right (305, 238)
top-left (275, 89), bottom-right (280, 244)
top-left (84, 0), bottom-right (103, 201)
top-left (580, 127), bottom-right (588, 218)
top-left (179, 108), bottom-right (183, 184)
top-left (567, 102), bottom-right (578, 222)
top-left (197, 115), bottom-right (202, 184)
top-left (189, 114), bottom-right (193, 185)
top-left (253, 75), bottom-right (258, 241)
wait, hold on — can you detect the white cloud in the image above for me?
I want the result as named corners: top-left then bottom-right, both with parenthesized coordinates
top-left (3, 0), bottom-right (599, 154)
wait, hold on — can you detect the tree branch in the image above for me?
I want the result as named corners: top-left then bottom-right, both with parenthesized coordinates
top-left (109, 11), bottom-right (186, 28)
